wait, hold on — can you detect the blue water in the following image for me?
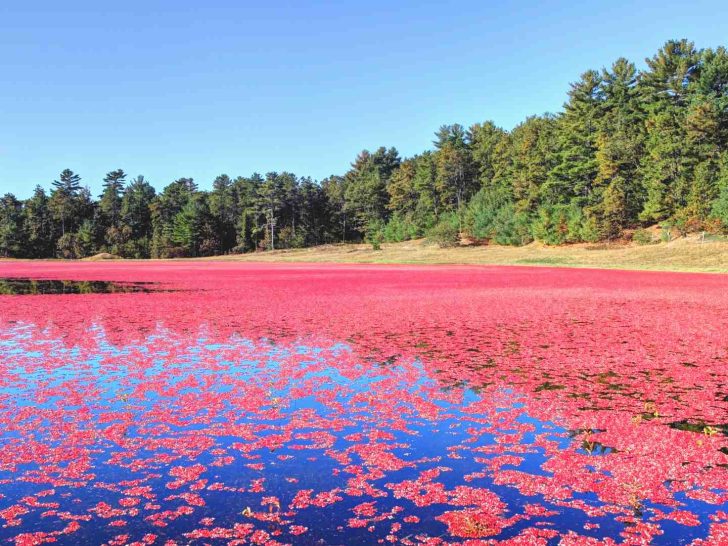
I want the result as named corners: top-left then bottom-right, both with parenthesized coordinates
top-left (0, 323), bottom-right (718, 545)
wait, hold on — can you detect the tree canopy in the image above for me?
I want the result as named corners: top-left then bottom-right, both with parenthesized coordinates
top-left (2, 39), bottom-right (728, 259)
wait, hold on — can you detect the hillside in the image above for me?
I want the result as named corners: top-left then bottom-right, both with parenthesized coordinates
top-left (204, 236), bottom-right (728, 273)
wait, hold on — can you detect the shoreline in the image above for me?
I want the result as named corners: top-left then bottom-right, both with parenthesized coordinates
top-left (3, 237), bottom-right (728, 274)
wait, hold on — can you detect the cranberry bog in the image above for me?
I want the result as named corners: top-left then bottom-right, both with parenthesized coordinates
top-left (0, 262), bottom-right (726, 546)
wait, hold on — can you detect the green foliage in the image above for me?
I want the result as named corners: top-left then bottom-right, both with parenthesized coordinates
top-left (344, 147), bottom-right (400, 234)
top-left (598, 176), bottom-right (629, 239)
top-left (120, 176), bottom-right (156, 258)
top-left (532, 204), bottom-right (594, 245)
top-left (464, 188), bottom-right (532, 246)
top-left (383, 213), bottom-right (420, 243)
top-left (639, 105), bottom-right (693, 222)
top-left (579, 213), bottom-right (601, 243)
top-left (712, 186), bottom-right (728, 230)
top-left (365, 219), bottom-right (385, 250)
top-left (151, 178), bottom-right (197, 258)
top-left (209, 174), bottom-right (237, 253)
top-left (460, 188), bottom-right (533, 246)
top-left (510, 116), bottom-right (559, 214)
top-left (22, 186), bottom-right (54, 257)
top-left (468, 122), bottom-right (509, 190)
top-left (633, 228), bottom-right (656, 245)
top-left (50, 169), bottom-right (83, 236)
top-left (595, 58), bottom-right (645, 228)
top-left (56, 232), bottom-right (83, 259)
top-left (659, 222), bottom-right (674, 242)
top-left (0, 194), bottom-right (26, 257)
top-left (434, 124), bottom-right (477, 214)
top-left (99, 169), bottom-right (126, 234)
top-left (76, 220), bottom-right (97, 257)
top-left (546, 70), bottom-right (603, 207)
top-left (466, 188), bottom-right (507, 239)
top-left (426, 213), bottom-right (460, 248)
top-left (5, 39), bottom-right (728, 257)
top-left (171, 195), bottom-right (208, 256)
top-left (277, 226), bottom-right (305, 249)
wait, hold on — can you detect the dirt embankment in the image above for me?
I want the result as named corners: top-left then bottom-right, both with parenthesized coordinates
top-left (199, 236), bottom-right (728, 273)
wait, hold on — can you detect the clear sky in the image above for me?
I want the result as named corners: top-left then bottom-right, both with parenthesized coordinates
top-left (2, 1), bottom-right (728, 199)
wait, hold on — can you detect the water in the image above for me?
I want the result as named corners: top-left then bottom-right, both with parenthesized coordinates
top-left (0, 265), bottom-right (726, 545)
top-left (0, 278), bottom-right (162, 295)
top-left (0, 323), bottom-right (720, 545)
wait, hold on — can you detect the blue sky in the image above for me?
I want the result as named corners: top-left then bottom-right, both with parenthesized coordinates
top-left (2, 1), bottom-right (728, 199)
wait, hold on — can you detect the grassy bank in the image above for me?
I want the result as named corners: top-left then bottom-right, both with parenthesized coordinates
top-left (202, 236), bottom-right (728, 273)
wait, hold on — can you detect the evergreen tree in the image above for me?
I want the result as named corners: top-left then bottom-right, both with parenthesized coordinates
top-left (546, 70), bottom-right (604, 208)
top-left (433, 124), bottom-right (476, 224)
top-left (171, 193), bottom-right (213, 256)
top-left (50, 169), bottom-right (81, 235)
top-left (209, 174), bottom-right (237, 253)
top-left (23, 186), bottom-right (54, 257)
top-left (595, 58), bottom-right (645, 233)
top-left (468, 121), bottom-right (508, 190)
top-left (151, 178), bottom-right (196, 258)
top-left (387, 159), bottom-right (418, 215)
top-left (298, 177), bottom-right (334, 246)
top-left (321, 175), bottom-right (348, 242)
top-left (639, 40), bottom-right (701, 222)
top-left (99, 170), bottom-right (126, 226)
top-left (97, 169), bottom-right (127, 253)
top-left (0, 194), bottom-right (26, 257)
top-left (232, 174), bottom-right (263, 252)
top-left (510, 116), bottom-right (558, 214)
top-left (120, 176), bottom-right (156, 257)
top-left (255, 172), bottom-right (286, 250)
top-left (411, 152), bottom-right (440, 228)
top-left (76, 219), bottom-right (97, 257)
top-left (3, 38), bottom-right (728, 255)
top-left (343, 147), bottom-right (400, 234)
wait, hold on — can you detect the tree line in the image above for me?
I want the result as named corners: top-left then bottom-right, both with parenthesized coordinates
top-left (2, 39), bottom-right (728, 258)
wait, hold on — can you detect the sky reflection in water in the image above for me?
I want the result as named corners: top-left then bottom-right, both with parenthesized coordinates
top-left (0, 263), bottom-right (727, 545)
top-left (0, 322), bottom-right (722, 545)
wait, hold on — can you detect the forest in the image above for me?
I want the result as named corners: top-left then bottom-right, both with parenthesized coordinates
top-left (1, 39), bottom-right (728, 259)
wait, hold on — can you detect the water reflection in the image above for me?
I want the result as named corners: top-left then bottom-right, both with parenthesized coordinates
top-left (0, 278), bottom-right (162, 295)
top-left (0, 322), bottom-right (721, 545)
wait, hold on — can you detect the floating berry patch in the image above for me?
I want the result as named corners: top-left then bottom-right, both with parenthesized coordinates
top-left (0, 261), bottom-right (726, 545)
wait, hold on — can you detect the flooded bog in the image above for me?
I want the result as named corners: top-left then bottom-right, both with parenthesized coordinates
top-left (0, 262), bottom-right (726, 545)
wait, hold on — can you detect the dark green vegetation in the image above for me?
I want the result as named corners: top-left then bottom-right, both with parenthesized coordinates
top-left (2, 39), bottom-right (728, 259)
top-left (0, 278), bottom-right (159, 295)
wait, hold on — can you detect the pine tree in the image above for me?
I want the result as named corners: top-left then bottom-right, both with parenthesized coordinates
top-left (150, 178), bottom-right (196, 258)
top-left (639, 40), bottom-right (701, 222)
top-left (255, 172), bottom-right (286, 250)
top-left (510, 116), bottom-right (558, 214)
top-left (171, 193), bottom-right (211, 256)
top-left (99, 170), bottom-right (126, 229)
top-left (468, 121), bottom-right (508, 190)
top-left (594, 58), bottom-right (645, 233)
top-left (234, 173), bottom-right (264, 251)
top-left (387, 159), bottom-right (418, 214)
top-left (710, 152), bottom-right (728, 229)
top-left (546, 70), bottom-right (604, 207)
top-left (50, 169), bottom-right (81, 235)
top-left (600, 176), bottom-right (629, 239)
top-left (0, 194), bottom-right (26, 257)
top-left (23, 186), bottom-right (54, 257)
top-left (209, 174), bottom-right (237, 253)
top-left (433, 125), bottom-right (476, 225)
top-left (119, 176), bottom-right (156, 257)
top-left (343, 147), bottom-right (400, 234)
top-left (322, 175), bottom-right (348, 242)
